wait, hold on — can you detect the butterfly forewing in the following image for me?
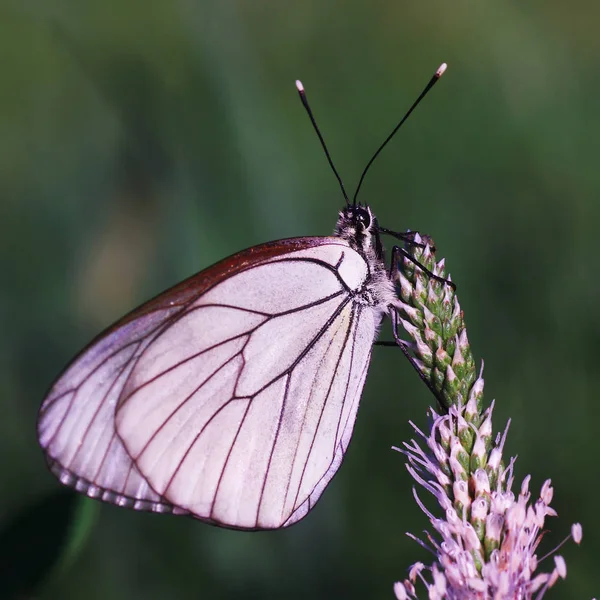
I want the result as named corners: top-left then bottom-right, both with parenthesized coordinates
top-left (38, 236), bottom-right (379, 529)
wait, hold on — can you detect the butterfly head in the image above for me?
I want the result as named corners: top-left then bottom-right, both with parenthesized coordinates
top-left (335, 204), bottom-right (383, 258)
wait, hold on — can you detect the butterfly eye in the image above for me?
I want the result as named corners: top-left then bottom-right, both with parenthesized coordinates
top-left (355, 207), bottom-right (371, 229)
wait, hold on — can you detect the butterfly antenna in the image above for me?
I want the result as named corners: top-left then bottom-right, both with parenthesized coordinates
top-left (296, 80), bottom-right (350, 206)
top-left (352, 63), bottom-right (447, 206)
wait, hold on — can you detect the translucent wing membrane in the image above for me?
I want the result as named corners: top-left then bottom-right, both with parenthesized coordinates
top-left (39, 310), bottom-right (181, 513)
top-left (38, 238), bottom-right (379, 529)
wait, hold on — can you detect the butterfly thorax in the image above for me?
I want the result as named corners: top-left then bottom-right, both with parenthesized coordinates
top-left (334, 204), bottom-right (396, 311)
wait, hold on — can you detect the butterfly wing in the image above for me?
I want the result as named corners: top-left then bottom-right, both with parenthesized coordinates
top-left (38, 237), bottom-right (379, 529)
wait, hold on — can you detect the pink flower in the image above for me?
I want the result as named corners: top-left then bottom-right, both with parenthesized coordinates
top-left (393, 236), bottom-right (582, 599)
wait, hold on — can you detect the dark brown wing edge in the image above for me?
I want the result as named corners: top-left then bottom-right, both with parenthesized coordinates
top-left (45, 236), bottom-right (343, 380)
top-left (108, 236), bottom-right (344, 329)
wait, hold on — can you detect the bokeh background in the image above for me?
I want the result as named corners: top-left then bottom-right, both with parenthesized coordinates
top-left (1, 1), bottom-right (598, 598)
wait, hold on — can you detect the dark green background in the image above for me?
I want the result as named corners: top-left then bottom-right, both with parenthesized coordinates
top-left (1, 1), bottom-right (597, 598)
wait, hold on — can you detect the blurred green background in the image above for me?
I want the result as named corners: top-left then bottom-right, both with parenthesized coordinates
top-left (1, 1), bottom-right (598, 598)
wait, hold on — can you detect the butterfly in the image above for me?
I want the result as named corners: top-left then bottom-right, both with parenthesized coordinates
top-left (37, 64), bottom-right (447, 530)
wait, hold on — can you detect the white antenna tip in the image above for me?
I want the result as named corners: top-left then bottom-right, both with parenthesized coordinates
top-left (436, 63), bottom-right (448, 77)
top-left (295, 80), bottom-right (304, 92)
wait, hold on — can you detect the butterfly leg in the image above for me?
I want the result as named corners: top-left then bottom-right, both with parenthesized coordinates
top-left (382, 306), bottom-right (443, 405)
top-left (388, 245), bottom-right (456, 290)
top-left (378, 227), bottom-right (426, 246)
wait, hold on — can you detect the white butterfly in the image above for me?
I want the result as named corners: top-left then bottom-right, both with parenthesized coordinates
top-left (37, 65), bottom-right (448, 530)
